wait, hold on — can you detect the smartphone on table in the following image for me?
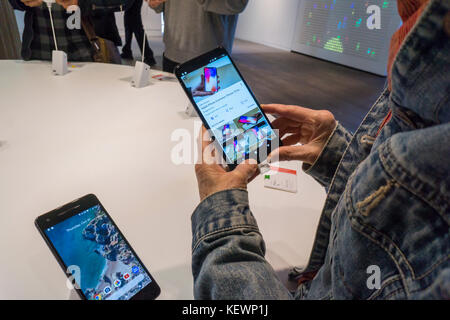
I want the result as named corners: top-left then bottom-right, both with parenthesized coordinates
top-left (35, 194), bottom-right (160, 300)
top-left (175, 47), bottom-right (280, 170)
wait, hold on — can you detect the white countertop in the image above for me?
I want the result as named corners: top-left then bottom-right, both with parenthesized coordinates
top-left (0, 60), bottom-right (326, 299)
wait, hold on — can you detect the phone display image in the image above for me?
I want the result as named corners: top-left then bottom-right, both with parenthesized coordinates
top-left (36, 196), bottom-right (160, 300)
top-left (238, 116), bottom-right (258, 125)
top-left (217, 107), bottom-right (274, 161)
top-left (204, 67), bottom-right (218, 92)
top-left (222, 124), bottom-right (232, 137)
top-left (177, 50), bottom-right (279, 165)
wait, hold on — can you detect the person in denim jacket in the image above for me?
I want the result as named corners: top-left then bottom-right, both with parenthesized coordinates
top-left (191, 0), bottom-right (449, 300)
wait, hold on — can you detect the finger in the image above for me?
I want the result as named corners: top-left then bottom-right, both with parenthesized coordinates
top-left (271, 117), bottom-right (300, 133)
top-left (268, 145), bottom-right (317, 163)
top-left (233, 159), bottom-right (259, 181)
top-left (198, 126), bottom-right (212, 153)
top-left (262, 104), bottom-right (314, 121)
top-left (281, 132), bottom-right (303, 146)
top-left (248, 165), bottom-right (260, 183)
top-left (198, 126), bottom-right (220, 165)
top-left (196, 126), bottom-right (209, 164)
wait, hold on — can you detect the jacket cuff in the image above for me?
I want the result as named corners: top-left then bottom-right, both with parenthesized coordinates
top-left (302, 122), bottom-right (352, 187)
top-left (191, 189), bottom-right (259, 251)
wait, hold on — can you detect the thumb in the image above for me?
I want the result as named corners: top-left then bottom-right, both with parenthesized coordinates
top-left (233, 159), bottom-right (259, 181)
top-left (268, 145), bottom-right (318, 164)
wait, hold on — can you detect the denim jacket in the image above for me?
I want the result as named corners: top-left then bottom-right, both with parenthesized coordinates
top-left (191, 0), bottom-right (449, 300)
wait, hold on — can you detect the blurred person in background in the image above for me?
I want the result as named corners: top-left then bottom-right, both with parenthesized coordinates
top-left (120, 0), bottom-right (156, 66)
top-left (9, 0), bottom-right (133, 62)
top-left (146, 0), bottom-right (248, 73)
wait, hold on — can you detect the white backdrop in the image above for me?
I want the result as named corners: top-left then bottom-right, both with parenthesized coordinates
top-left (235, 0), bottom-right (301, 51)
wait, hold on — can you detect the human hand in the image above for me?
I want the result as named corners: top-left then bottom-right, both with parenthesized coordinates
top-left (195, 126), bottom-right (259, 201)
top-left (192, 74), bottom-right (221, 97)
top-left (263, 104), bottom-right (336, 165)
top-left (146, 0), bottom-right (166, 9)
top-left (20, 0), bottom-right (43, 7)
top-left (55, 0), bottom-right (78, 9)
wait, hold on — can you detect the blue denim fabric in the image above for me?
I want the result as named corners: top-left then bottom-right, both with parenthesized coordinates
top-left (191, 0), bottom-right (450, 300)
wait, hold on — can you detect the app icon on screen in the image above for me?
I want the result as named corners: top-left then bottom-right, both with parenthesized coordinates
top-left (123, 273), bottom-right (131, 281)
top-left (113, 279), bottom-right (121, 288)
top-left (94, 294), bottom-right (102, 300)
top-left (104, 287), bottom-right (111, 294)
top-left (132, 266), bottom-right (139, 274)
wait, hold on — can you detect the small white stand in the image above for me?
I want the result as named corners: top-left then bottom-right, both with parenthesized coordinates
top-left (185, 101), bottom-right (198, 117)
top-left (131, 20), bottom-right (151, 89)
top-left (52, 50), bottom-right (68, 76)
top-left (131, 61), bottom-right (151, 88)
top-left (46, 0), bottom-right (68, 76)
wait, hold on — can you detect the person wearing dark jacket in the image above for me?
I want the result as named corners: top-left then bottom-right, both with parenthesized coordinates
top-left (9, 0), bottom-right (133, 62)
top-left (120, 0), bottom-right (156, 66)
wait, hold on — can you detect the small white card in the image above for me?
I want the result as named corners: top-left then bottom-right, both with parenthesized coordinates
top-left (264, 165), bottom-right (298, 193)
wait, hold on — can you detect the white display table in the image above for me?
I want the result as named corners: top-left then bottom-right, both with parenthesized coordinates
top-left (0, 60), bottom-right (326, 299)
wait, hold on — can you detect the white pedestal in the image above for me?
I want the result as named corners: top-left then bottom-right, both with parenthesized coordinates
top-left (52, 50), bottom-right (68, 76)
top-left (131, 61), bottom-right (150, 88)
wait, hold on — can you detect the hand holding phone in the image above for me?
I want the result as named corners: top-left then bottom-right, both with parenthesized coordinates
top-left (195, 126), bottom-right (259, 201)
top-left (176, 47), bottom-right (280, 169)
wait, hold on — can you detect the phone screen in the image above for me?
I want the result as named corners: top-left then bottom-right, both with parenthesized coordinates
top-left (204, 67), bottom-right (218, 92)
top-left (44, 204), bottom-right (153, 300)
top-left (179, 53), bottom-right (278, 165)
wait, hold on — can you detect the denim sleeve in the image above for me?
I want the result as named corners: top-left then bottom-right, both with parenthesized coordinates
top-left (191, 189), bottom-right (292, 300)
top-left (302, 122), bottom-right (353, 188)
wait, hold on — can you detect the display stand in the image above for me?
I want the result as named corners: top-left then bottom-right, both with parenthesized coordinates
top-left (131, 61), bottom-right (150, 88)
top-left (131, 8), bottom-right (151, 88)
top-left (45, 0), bottom-right (68, 76)
top-left (52, 50), bottom-right (68, 76)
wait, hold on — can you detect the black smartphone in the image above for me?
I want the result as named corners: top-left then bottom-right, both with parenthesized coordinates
top-left (175, 47), bottom-right (280, 169)
top-left (35, 194), bottom-right (160, 300)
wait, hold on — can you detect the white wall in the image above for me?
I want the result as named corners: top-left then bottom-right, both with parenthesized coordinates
top-left (235, 0), bottom-right (300, 51)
